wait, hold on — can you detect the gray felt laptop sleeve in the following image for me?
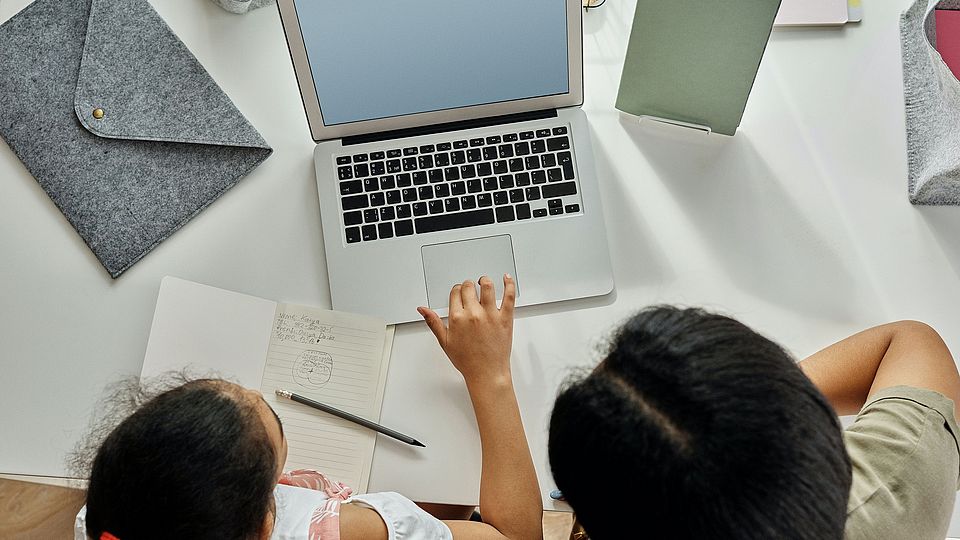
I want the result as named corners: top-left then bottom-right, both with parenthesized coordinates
top-left (901, 0), bottom-right (960, 204)
top-left (0, 0), bottom-right (272, 277)
top-left (210, 0), bottom-right (276, 15)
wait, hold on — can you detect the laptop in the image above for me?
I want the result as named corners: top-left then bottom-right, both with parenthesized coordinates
top-left (276, 0), bottom-right (614, 324)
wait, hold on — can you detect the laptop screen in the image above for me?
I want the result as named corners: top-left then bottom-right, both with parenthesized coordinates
top-left (292, 1), bottom-right (570, 127)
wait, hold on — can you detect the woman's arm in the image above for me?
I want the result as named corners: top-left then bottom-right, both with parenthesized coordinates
top-left (419, 275), bottom-right (543, 540)
top-left (798, 321), bottom-right (960, 416)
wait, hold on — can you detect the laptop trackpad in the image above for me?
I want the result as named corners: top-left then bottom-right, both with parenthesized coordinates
top-left (421, 235), bottom-right (519, 310)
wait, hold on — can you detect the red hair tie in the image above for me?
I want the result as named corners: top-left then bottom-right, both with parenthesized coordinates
top-left (100, 532), bottom-right (120, 540)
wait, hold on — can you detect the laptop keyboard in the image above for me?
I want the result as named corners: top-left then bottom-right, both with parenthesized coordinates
top-left (334, 126), bottom-right (582, 244)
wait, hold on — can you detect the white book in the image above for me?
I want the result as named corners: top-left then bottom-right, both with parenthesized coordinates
top-left (775, 0), bottom-right (849, 26)
top-left (141, 276), bottom-right (395, 493)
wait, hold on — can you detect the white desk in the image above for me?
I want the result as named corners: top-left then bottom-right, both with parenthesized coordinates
top-left (3, 0), bottom-right (960, 528)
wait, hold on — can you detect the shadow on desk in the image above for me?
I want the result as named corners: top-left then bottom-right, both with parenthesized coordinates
top-left (768, 24), bottom-right (852, 46)
top-left (588, 125), bottom-right (674, 292)
top-left (919, 207), bottom-right (960, 282)
top-left (622, 119), bottom-right (871, 322)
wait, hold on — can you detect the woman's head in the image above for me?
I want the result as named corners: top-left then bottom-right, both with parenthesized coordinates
top-left (80, 377), bottom-right (288, 540)
top-left (548, 306), bottom-right (851, 539)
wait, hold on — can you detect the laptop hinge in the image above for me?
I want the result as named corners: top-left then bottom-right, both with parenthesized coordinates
top-left (342, 109), bottom-right (559, 146)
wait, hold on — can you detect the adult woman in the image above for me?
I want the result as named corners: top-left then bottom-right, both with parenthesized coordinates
top-left (548, 307), bottom-right (960, 539)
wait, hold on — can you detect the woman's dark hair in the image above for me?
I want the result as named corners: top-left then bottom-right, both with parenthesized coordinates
top-left (79, 377), bottom-right (278, 540)
top-left (548, 306), bottom-right (851, 539)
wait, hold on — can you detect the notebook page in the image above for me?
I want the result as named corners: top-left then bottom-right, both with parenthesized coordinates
top-left (141, 277), bottom-right (276, 388)
top-left (260, 303), bottom-right (393, 493)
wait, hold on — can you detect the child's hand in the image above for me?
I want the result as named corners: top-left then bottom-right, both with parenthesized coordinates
top-left (417, 274), bottom-right (516, 388)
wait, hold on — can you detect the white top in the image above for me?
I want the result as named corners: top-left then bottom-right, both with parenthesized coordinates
top-left (73, 482), bottom-right (452, 540)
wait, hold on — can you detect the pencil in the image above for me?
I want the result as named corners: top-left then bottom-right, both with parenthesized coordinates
top-left (275, 388), bottom-right (425, 447)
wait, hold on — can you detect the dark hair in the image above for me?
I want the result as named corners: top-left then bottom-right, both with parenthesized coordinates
top-left (548, 306), bottom-right (851, 539)
top-left (82, 378), bottom-right (278, 540)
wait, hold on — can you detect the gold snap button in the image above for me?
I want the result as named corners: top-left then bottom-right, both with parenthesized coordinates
top-left (92, 108), bottom-right (104, 120)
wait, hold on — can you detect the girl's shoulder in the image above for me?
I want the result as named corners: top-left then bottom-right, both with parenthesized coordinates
top-left (274, 470), bottom-right (352, 540)
top-left (280, 469), bottom-right (354, 499)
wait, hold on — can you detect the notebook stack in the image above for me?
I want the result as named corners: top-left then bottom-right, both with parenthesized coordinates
top-left (774, 0), bottom-right (862, 26)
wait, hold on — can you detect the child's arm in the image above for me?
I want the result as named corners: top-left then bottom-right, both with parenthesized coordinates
top-left (799, 321), bottom-right (960, 416)
top-left (419, 275), bottom-right (543, 540)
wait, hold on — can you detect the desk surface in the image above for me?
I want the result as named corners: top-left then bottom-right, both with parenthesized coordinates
top-left (3, 0), bottom-right (960, 524)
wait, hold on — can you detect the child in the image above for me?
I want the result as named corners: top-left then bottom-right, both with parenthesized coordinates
top-left (75, 275), bottom-right (543, 540)
top-left (548, 306), bottom-right (960, 539)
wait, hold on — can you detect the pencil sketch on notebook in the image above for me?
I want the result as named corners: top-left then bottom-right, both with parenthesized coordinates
top-left (293, 350), bottom-right (334, 389)
top-left (259, 303), bottom-right (392, 492)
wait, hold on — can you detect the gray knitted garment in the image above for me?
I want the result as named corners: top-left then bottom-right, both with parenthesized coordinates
top-left (901, 0), bottom-right (960, 204)
top-left (0, 0), bottom-right (272, 277)
top-left (210, 0), bottom-right (276, 15)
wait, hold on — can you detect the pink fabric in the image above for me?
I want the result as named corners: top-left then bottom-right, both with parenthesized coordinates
top-left (279, 470), bottom-right (353, 540)
top-left (936, 9), bottom-right (960, 79)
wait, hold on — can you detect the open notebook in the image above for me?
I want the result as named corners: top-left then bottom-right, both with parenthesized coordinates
top-left (140, 277), bottom-right (395, 492)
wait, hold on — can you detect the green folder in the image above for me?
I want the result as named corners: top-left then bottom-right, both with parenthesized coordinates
top-left (616, 0), bottom-right (782, 136)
